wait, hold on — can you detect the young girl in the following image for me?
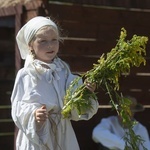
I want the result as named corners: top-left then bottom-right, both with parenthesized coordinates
top-left (11, 16), bottom-right (99, 150)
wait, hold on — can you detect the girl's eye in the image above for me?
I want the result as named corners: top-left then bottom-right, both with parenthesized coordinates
top-left (40, 40), bottom-right (46, 43)
top-left (52, 39), bottom-right (58, 42)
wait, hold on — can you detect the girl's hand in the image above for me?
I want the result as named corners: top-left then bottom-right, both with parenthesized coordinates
top-left (34, 105), bottom-right (48, 123)
top-left (84, 80), bottom-right (96, 92)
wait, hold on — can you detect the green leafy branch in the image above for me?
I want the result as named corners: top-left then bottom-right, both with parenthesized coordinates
top-left (61, 28), bottom-right (148, 149)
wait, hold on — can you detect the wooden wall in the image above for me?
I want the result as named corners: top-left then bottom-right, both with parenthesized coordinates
top-left (44, 3), bottom-right (150, 150)
top-left (1, 1), bottom-right (150, 150)
top-left (0, 16), bottom-right (15, 149)
top-left (48, 0), bottom-right (150, 9)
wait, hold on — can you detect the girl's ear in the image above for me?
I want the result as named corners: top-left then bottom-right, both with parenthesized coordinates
top-left (28, 47), bottom-right (33, 52)
top-left (28, 43), bottom-right (35, 59)
top-left (29, 48), bottom-right (35, 59)
top-left (28, 42), bottom-right (33, 50)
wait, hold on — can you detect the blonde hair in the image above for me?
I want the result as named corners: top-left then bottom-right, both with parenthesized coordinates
top-left (30, 25), bottom-right (64, 45)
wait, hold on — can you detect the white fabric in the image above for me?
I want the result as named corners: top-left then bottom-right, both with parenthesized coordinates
top-left (16, 16), bottom-right (57, 60)
top-left (92, 116), bottom-right (150, 150)
top-left (11, 57), bottom-right (99, 150)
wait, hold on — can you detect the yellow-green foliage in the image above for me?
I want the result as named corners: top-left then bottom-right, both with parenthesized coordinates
top-left (62, 28), bottom-right (148, 149)
top-left (62, 28), bottom-right (148, 117)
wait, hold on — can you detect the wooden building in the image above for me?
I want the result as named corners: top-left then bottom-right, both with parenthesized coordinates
top-left (0, 0), bottom-right (150, 149)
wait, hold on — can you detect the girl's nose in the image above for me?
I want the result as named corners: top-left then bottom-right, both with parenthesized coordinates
top-left (47, 42), bottom-right (53, 49)
top-left (47, 40), bottom-right (59, 49)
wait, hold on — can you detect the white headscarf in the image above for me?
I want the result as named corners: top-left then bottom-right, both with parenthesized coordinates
top-left (16, 16), bottom-right (58, 60)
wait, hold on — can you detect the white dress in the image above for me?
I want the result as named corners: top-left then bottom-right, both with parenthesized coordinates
top-left (11, 57), bottom-right (99, 150)
top-left (92, 115), bottom-right (150, 150)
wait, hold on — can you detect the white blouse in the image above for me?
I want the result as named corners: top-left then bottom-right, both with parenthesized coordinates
top-left (92, 115), bottom-right (150, 150)
top-left (11, 57), bottom-right (99, 150)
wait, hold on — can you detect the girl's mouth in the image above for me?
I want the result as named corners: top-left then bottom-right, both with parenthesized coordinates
top-left (47, 51), bottom-right (54, 54)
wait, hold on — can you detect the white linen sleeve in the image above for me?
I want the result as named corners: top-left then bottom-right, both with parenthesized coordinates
top-left (136, 124), bottom-right (150, 150)
top-left (92, 118), bottom-right (125, 150)
top-left (65, 73), bottom-right (99, 121)
top-left (70, 98), bottom-right (99, 121)
top-left (11, 70), bottom-right (44, 146)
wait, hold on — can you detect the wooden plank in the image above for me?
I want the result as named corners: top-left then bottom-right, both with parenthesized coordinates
top-left (0, 4), bottom-right (22, 17)
top-left (0, 41), bottom-right (14, 51)
top-left (60, 21), bottom-right (99, 38)
top-left (47, 3), bottom-right (150, 59)
top-left (48, 0), bottom-right (150, 9)
top-left (96, 84), bottom-right (150, 104)
top-left (0, 135), bottom-right (14, 149)
top-left (22, 10), bottom-right (39, 23)
top-left (47, 3), bottom-right (150, 25)
top-left (119, 75), bottom-right (150, 90)
top-left (0, 108), bottom-right (11, 119)
top-left (0, 7), bottom-right (15, 16)
top-left (59, 39), bottom-right (117, 56)
top-left (128, 60), bottom-right (150, 74)
top-left (59, 55), bottom-right (98, 72)
top-left (60, 39), bottom-right (150, 58)
top-left (15, 4), bottom-right (23, 72)
top-left (0, 68), bottom-right (15, 80)
top-left (57, 15), bottom-right (142, 39)
top-left (0, 122), bottom-right (14, 133)
top-left (97, 75), bottom-right (150, 104)
top-left (0, 98), bottom-right (11, 105)
top-left (0, 80), bottom-right (14, 105)
top-left (96, 89), bottom-right (150, 105)
top-left (0, 27), bottom-right (14, 40)
top-left (24, 0), bottom-right (43, 10)
top-left (0, 80), bottom-right (14, 91)
top-left (58, 55), bottom-right (150, 74)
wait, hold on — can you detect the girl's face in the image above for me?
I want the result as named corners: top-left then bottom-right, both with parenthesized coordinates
top-left (29, 26), bottom-right (59, 63)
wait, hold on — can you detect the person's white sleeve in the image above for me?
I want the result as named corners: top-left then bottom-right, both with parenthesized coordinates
top-left (71, 98), bottom-right (99, 121)
top-left (11, 70), bottom-right (46, 146)
top-left (136, 123), bottom-right (150, 150)
top-left (65, 73), bottom-right (99, 121)
top-left (92, 118), bottom-right (125, 150)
